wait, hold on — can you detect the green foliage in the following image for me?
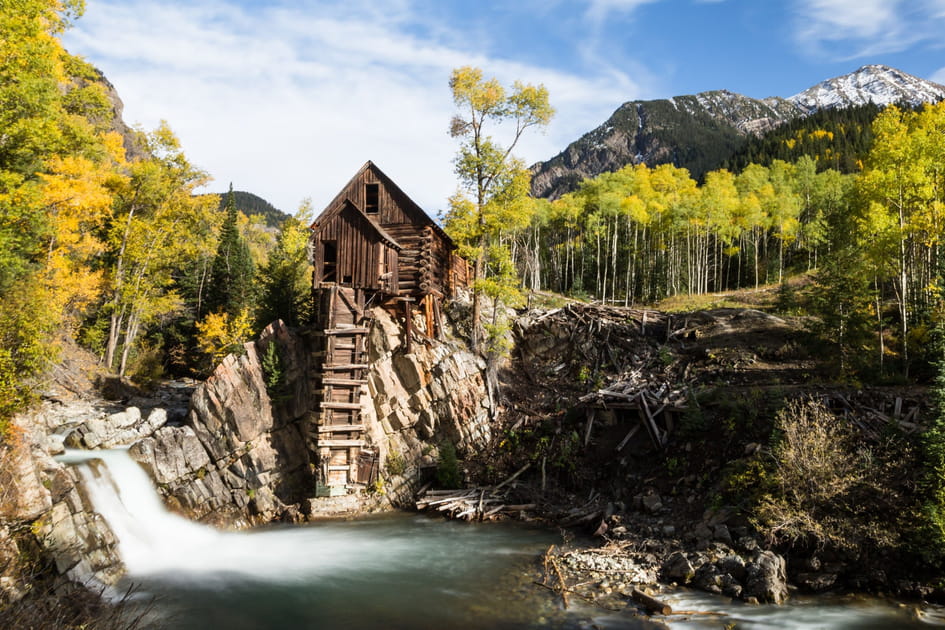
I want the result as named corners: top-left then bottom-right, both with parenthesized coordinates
top-left (435, 441), bottom-right (463, 489)
top-left (206, 186), bottom-right (256, 320)
top-left (384, 449), bottom-right (406, 476)
top-left (256, 200), bottom-right (313, 329)
top-left (722, 102), bottom-right (881, 174)
top-left (260, 340), bottom-right (285, 397)
top-left (918, 349), bottom-right (945, 559)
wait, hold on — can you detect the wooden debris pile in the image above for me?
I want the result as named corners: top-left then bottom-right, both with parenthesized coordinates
top-left (578, 377), bottom-right (689, 450)
top-left (515, 304), bottom-right (669, 380)
top-left (415, 464), bottom-right (536, 521)
top-left (819, 390), bottom-right (927, 439)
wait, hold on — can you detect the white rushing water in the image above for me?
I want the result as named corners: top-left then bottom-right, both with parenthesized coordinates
top-left (59, 449), bottom-right (945, 630)
top-left (59, 449), bottom-right (470, 583)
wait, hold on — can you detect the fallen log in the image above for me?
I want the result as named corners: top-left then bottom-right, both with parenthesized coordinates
top-left (631, 588), bottom-right (672, 615)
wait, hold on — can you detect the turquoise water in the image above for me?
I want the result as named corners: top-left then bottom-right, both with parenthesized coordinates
top-left (63, 450), bottom-right (943, 629)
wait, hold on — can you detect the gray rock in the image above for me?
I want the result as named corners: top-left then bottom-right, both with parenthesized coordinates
top-left (713, 524), bottom-right (733, 546)
top-left (717, 554), bottom-right (747, 581)
top-left (795, 572), bottom-right (837, 592)
top-left (661, 551), bottom-right (694, 583)
top-left (694, 563), bottom-right (723, 594)
top-left (744, 550), bottom-right (789, 604)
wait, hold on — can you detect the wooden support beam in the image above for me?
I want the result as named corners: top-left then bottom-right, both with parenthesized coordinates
top-left (323, 327), bottom-right (369, 335)
top-left (315, 424), bottom-right (365, 433)
top-left (320, 401), bottom-right (362, 410)
top-left (321, 377), bottom-right (368, 386)
top-left (319, 439), bottom-right (366, 448)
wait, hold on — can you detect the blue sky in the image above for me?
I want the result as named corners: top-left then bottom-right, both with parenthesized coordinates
top-left (62, 0), bottom-right (945, 214)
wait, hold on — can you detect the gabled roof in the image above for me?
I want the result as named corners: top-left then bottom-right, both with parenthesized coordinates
top-left (312, 160), bottom-right (456, 249)
top-left (311, 198), bottom-right (402, 251)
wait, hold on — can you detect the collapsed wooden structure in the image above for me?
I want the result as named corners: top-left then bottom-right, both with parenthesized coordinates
top-left (307, 161), bottom-right (469, 495)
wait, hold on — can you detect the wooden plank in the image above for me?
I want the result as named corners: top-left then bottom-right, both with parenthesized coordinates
top-left (320, 401), bottom-right (362, 410)
top-left (584, 408), bottom-right (596, 447)
top-left (322, 363), bottom-right (369, 370)
top-left (319, 439), bottom-right (366, 448)
top-left (321, 377), bottom-right (368, 386)
top-left (324, 327), bottom-right (369, 335)
top-left (315, 424), bottom-right (365, 433)
top-left (616, 422), bottom-right (642, 452)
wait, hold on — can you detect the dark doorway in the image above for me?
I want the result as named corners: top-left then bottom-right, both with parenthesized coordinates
top-left (323, 241), bottom-right (337, 282)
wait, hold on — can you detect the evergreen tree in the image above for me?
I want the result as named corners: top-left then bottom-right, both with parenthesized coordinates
top-left (206, 185), bottom-right (256, 318)
top-left (256, 201), bottom-right (314, 328)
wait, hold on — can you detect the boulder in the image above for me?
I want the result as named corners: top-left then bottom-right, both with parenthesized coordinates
top-left (129, 426), bottom-right (211, 485)
top-left (661, 551), bottom-right (695, 583)
top-left (744, 550), bottom-right (789, 604)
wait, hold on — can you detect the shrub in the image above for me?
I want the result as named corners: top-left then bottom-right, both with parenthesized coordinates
top-left (436, 441), bottom-right (462, 489)
top-left (753, 399), bottom-right (898, 551)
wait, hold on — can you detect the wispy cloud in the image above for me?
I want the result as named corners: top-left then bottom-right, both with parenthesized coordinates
top-left (585, 0), bottom-right (661, 24)
top-left (64, 0), bottom-right (650, 213)
top-left (792, 0), bottom-right (945, 59)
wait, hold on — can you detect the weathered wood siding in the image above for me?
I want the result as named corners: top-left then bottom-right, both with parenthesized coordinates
top-left (312, 202), bottom-right (396, 291)
top-left (311, 161), bottom-right (469, 298)
top-left (331, 167), bottom-right (416, 227)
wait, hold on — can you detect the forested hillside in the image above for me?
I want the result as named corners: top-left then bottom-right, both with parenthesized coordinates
top-left (0, 1), bottom-right (313, 434)
top-left (497, 102), bottom-right (945, 380)
top-left (721, 102), bottom-right (881, 174)
top-left (211, 190), bottom-right (288, 228)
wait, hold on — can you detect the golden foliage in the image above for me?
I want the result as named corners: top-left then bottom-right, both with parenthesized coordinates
top-left (196, 309), bottom-right (253, 367)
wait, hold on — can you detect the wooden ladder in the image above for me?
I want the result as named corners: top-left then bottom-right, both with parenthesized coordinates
top-left (310, 285), bottom-right (374, 494)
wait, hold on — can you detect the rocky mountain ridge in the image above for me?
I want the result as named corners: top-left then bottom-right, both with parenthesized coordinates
top-left (531, 65), bottom-right (945, 199)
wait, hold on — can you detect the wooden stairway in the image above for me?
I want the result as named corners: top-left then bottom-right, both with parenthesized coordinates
top-left (310, 285), bottom-right (376, 495)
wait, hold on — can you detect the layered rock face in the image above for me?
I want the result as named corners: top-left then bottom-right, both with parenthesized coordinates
top-left (361, 307), bottom-right (491, 504)
top-left (1, 406), bottom-right (125, 599)
top-left (130, 307), bottom-right (492, 521)
top-left (130, 320), bottom-right (316, 525)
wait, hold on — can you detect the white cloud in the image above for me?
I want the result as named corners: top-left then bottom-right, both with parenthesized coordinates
top-left (793, 0), bottom-right (945, 59)
top-left (64, 0), bottom-right (648, 214)
top-left (933, 67), bottom-right (945, 84)
top-left (585, 0), bottom-right (661, 24)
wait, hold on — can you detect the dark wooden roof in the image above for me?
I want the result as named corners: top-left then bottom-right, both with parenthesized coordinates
top-left (312, 198), bottom-right (402, 251)
top-left (312, 161), bottom-right (456, 249)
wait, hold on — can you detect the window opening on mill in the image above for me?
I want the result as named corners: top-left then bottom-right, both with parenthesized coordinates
top-left (323, 241), bottom-right (337, 283)
top-left (365, 183), bottom-right (379, 214)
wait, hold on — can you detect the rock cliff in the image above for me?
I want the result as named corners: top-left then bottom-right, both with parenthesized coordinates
top-left (128, 307), bottom-right (491, 522)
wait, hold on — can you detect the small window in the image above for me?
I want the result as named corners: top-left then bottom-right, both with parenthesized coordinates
top-left (365, 183), bottom-right (379, 214)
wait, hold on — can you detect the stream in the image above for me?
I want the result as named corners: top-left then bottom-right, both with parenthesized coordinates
top-left (60, 449), bottom-right (944, 629)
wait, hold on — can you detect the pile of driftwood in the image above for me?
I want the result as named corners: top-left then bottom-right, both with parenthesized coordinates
top-left (415, 464), bottom-right (536, 521)
top-left (819, 390), bottom-right (926, 439)
top-left (578, 377), bottom-right (689, 450)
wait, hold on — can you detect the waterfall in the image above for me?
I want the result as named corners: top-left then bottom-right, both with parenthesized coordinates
top-left (58, 449), bottom-right (408, 582)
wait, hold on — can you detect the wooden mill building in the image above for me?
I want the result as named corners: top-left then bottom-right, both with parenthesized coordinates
top-left (307, 161), bottom-right (469, 494)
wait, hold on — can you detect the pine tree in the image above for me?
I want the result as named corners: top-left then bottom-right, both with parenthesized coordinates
top-left (256, 201), bottom-right (313, 328)
top-left (206, 185), bottom-right (256, 318)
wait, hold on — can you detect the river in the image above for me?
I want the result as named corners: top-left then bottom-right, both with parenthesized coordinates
top-left (60, 449), bottom-right (943, 629)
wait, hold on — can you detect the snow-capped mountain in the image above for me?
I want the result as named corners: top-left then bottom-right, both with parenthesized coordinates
top-left (789, 64), bottom-right (945, 114)
top-left (531, 65), bottom-right (945, 199)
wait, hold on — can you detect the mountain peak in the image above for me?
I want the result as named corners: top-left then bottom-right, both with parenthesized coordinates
top-left (530, 65), bottom-right (945, 199)
top-left (788, 64), bottom-right (945, 114)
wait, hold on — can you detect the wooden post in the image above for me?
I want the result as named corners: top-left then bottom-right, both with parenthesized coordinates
top-left (404, 299), bottom-right (412, 353)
